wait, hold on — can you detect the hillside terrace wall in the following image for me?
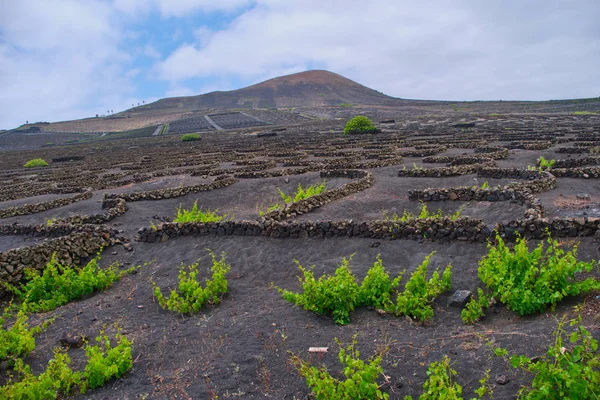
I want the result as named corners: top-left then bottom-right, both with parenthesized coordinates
top-left (550, 167), bottom-right (600, 178)
top-left (0, 191), bottom-right (92, 220)
top-left (423, 149), bottom-right (508, 163)
top-left (0, 229), bottom-right (123, 294)
top-left (261, 170), bottom-right (374, 221)
top-left (136, 217), bottom-right (491, 244)
top-left (102, 175), bottom-right (238, 203)
top-left (397, 162), bottom-right (496, 178)
top-left (553, 157), bottom-right (600, 168)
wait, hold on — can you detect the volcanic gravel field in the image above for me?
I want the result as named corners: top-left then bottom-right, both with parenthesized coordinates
top-left (1, 110), bottom-right (600, 399)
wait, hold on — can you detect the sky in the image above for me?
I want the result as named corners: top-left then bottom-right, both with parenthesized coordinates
top-left (1, 0), bottom-right (599, 129)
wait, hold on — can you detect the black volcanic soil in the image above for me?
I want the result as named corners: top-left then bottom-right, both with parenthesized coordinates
top-left (1, 111), bottom-right (600, 400)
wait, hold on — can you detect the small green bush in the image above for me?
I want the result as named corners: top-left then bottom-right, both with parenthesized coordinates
top-left (357, 256), bottom-right (402, 310)
top-left (0, 311), bottom-right (36, 364)
top-left (1, 330), bottom-right (132, 398)
top-left (404, 356), bottom-right (491, 400)
top-left (276, 253), bottom-right (450, 325)
top-left (479, 234), bottom-right (600, 316)
top-left (392, 253), bottom-right (452, 323)
top-left (278, 256), bottom-right (360, 325)
top-left (23, 158), bottom-right (48, 168)
top-left (491, 312), bottom-right (599, 399)
top-left (152, 251), bottom-right (230, 314)
top-left (404, 356), bottom-right (463, 400)
top-left (279, 181), bottom-right (327, 204)
top-left (384, 203), bottom-right (464, 224)
top-left (173, 200), bottom-right (224, 223)
top-left (181, 133), bottom-right (201, 142)
top-left (7, 254), bottom-right (135, 313)
top-left (537, 156), bottom-right (555, 170)
top-left (344, 116), bottom-right (377, 135)
top-left (82, 330), bottom-right (133, 391)
top-left (290, 336), bottom-right (389, 400)
top-left (460, 288), bottom-right (491, 324)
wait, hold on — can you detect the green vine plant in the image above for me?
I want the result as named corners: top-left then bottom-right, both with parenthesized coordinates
top-left (279, 181), bottom-right (327, 204)
top-left (0, 328), bottom-right (133, 399)
top-left (289, 335), bottom-right (390, 399)
top-left (392, 253), bottom-right (452, 323)
top-left (489, 311), bottom-right (599, 399)
top-left (463, 233), bottom-right (600, 322)
top-left (260, 181), bottom-right (327, 216)
top-left (274, 253), bottom-right (451, 325)
top-left (404, 356), bottom-right (492, 400)
top-left (151, 251), bottom-right (230, 315)
top-left (5, 253), bottom-right (138, 313)
top-left (0, 309), bottom-right (53, 366)
top-left (383, 203), bottom-right (465, 226)
top-left (173, 200), bottom-right (225, 223)
top-left (537, 156), bottom-right (556, 171)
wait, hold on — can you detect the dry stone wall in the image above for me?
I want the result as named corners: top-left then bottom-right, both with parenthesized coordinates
top-left (0, 229), bottom-right (123, 295)
top-left (136, 217), bottom-right (491, 244)
top-left (102, 175), bottom-right (238, 203)
top-left (261, 170), bottom-right (374, 221)
top-left (0, 191), bottom-right (92, 219)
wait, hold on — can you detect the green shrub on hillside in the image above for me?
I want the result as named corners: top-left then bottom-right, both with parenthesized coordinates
top-left (276, 253), bottom-right (451, 325)
top-left (478, 234), bottom-right (599, 317)
top-left (152, 251), bottom-right (230, 315)
top-left (173, 200), bottom-right (224, 223)
top-left (278, 181), bottom-right (327, 204)
top-left (289, 336), bottom-right (389, 400)
top-left (23, 158), bottom-right (49, 168)
top-left (7, 254), bottom-right (136, 313)
top-left (343, 116), bottom-right (377, 135)
top-left (181, 133), bottom-right (201, 142)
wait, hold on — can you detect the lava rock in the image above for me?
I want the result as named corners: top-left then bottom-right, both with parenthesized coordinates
top-left (447, 290), bottom-right (473, 308)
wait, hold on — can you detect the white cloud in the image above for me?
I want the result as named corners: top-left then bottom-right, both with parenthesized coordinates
top-left (155, 0), bottom-right (600, 100)
top-left (0, 0), bottom-right (135, 128)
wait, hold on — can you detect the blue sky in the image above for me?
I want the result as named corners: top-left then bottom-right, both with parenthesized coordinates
top-left (1, 0), bottom-right (599, 129)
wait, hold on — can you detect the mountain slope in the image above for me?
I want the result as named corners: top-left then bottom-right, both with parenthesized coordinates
top-left (139, 70), bottom-right (403, 112)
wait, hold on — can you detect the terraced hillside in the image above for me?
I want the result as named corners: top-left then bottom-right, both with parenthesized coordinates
top-left (1, 112), bottom-right (600, 399)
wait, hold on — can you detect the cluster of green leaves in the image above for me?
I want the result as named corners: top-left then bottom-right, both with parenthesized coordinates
top-left (344, 115), bottom-right (378, 135)
top-left (392, 253), bottom-right (452, 323)
top-left (181, 133), bottom-right (201, 141)
top-left (23, 158), bottom-right (49, 168)
top-left (258, 203), bottom-right (282, 217)
top-left (0, 311), bottom-right (37, 364)
top-left (384, 203), bottom-right (464, 224)
top-left (260, 181), bottom-right (327, 216)
top-left (460, 288), bottom-right (491, 325)
top-left (173, 200), bottom-right (224, 223)
top-left (278, 256), bottom-right (359, 325)
top-left (404, 356), bottom-right (491, 400)
top-left (289, 336), bottom-right (389, 400)
top-left (82, 330), bottom-right (133, 391)
top-left (573, 111), bottom-right (599, 116)
top-left (152, 251), bottom-right (230, 314)
top-left (276, 253), bottom-right (451, 325)
top-left (1, 330), bottom-right (133, 399)
top-left (537, 156), bottom-right (556, 170)
top-left (491, 312), bottom-right (599, 399)
top-left (6, 254), bottom-right (135, 313)
top-left (278, 181), bottom-right (327, 204)
top-left (480, 181), bottom-right (490, 189)
top-left (478, 234), bottom-right (600, 316)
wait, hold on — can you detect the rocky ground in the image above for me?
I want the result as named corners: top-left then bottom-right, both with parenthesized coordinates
top-left (1, 109), bottom-right (600, 399)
